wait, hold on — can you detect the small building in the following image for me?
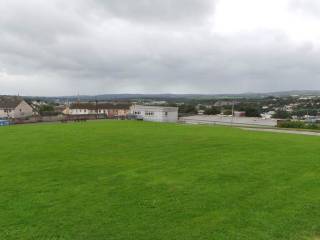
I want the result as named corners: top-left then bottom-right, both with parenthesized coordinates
top-left (54, 105), bottom-right (68, 114)
top-left (233, 111), bottom-right (246, 117)
top-left (130, 105), bottom-right (178, 122)
top-left (261, 111), bottom-right (275, 119)
top-left (0, 96), bottom-right (34, 119)
top-left (198, 110), bottom-right (205, 115)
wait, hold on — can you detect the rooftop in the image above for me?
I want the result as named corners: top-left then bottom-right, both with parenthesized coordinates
top-left (133, 105), bottom-right (179, 111)
top-left (70, 102), bottom-right (131, 110)
top-left (0, 96), bottom-right (24, 109)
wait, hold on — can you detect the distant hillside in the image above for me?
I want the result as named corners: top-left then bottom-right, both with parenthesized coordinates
top-left (23, 90), bottom-right (320, 102)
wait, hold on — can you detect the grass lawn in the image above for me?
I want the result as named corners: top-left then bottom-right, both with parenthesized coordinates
top-left (0, 120), bottom-right (320, 240)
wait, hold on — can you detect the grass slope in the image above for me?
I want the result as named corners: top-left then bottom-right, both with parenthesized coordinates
top-left (0, 121), bottom-right (320, 240)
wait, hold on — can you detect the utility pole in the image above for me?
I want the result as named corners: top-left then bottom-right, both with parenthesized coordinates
top-left (231, 100), bottom-right (235, 126)
top-left (95, 98), bottom-right (98, 119)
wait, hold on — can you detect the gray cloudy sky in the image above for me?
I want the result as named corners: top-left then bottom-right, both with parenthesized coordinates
top-left (1, 0), bottom-right (320, 96)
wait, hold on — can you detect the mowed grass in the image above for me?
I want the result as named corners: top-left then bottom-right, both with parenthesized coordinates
top-left (0, 121), bottom-right (320, 240)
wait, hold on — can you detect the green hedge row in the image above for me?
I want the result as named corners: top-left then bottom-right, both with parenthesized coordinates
top-left (278, 121), bottom-right (320, 130)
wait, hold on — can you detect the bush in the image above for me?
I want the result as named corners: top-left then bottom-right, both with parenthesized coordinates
top-left (273, 110), bottom-right (291, 119)
top-left (179, 104), bottom-right (197, 115)
top-left (278, 121), bottom-right (320, 130)
top-left (204, 107), bottom-right (220, 115)
top-left (278, 121), bottom-right (305, 128)
top-left (244, 108), bottom-right (261, 117)
top-left (223, 109), bottom-right (232, 115)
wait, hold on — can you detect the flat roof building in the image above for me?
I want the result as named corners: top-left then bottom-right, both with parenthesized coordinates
top-left (130, 105), bottom-right (178, 123)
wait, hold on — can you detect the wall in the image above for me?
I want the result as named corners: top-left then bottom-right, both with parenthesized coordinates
top-left (0, 109), bottom-right (12, 118)
top-left (69, 109), bottom-right (96, 115)
top-left (13, 114), bottom-right (102, 124)
top-left (68, 108), bottom-right (129, 117)
top-left (14, 101), bottom-right (34, 119)
top-left (131, 106), bottom-right (178, 122)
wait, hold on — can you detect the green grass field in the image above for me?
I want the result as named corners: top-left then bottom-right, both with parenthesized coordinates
top-left (1, 121), bottom-right (320, 240)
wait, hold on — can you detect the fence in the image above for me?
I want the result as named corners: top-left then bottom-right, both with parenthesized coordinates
top-left (0, 120), bottom-right (10, 126)
top-left (12, 114), bottom-right (100, 124)
top-left (11, 114), bottom-right (133, 125)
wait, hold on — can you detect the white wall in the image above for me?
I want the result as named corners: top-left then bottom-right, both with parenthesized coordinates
top-left (68, 109), bottom-right (109, 115)
top-left (13, 101), bottom-right (34, 118)
top-left (0, 109), bottom-right (12, 118)
top-left (69, 109), bottom-right (96, 115)
top-left (131, 105), bottom-right (178, 122)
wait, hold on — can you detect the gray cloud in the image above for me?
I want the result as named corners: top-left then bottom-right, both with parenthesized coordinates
top-left (1, 0), bottom-right (320, 96)
top-left (289, 0), bottom-right (320, 16)
top-left (91, 0), bottom-right (215, 24)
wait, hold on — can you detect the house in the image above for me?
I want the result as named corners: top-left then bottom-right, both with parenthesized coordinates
top-left (261, 111), bottom-right (275, 119)
top-left (233, 111), bottom-right (246, 117)
top-left (0, 96), bottom-right (34, 119)
top-left (198, 110), bottom-right (205, 115)
top-left (54, 105), bottom-right (68, 114)
top-left (130, 105), bottom-right (178, 122)
top-left (66, 102), bottom-right (131, 117)
top-left (66, 103), bottom-right (96, 115)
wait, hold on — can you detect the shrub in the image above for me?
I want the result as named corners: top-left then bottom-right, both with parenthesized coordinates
top-left (278, 121), bottom-right (320, 130)
top-left (204, 107), bottom-right (221, 115)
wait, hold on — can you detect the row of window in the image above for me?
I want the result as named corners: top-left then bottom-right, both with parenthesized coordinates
top-left (133, 111), bottom-right (168, 116)
top-left (74, 109), bottom-right (119, 113)
top-left (75, 109), bottom-right (105, 113)
top-left (75, 109), bottom-right (88, 113)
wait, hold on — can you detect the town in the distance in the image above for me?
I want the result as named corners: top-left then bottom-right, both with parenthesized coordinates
top-left (1, 91), bottom-right (320, 130)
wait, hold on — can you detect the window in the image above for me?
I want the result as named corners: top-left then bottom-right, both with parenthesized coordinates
top-left (145, 111), bottom-right (154, 116)
top-left (165, 112), bottom-right (168, 116)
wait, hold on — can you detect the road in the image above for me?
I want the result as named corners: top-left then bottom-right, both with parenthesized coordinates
top-left (180, 115), bottom-right (278, 127)
top-left (242, 127), bottom-right (320, 136)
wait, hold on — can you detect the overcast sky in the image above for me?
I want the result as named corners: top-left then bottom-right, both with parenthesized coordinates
top-left (1, 0), bottom-right (320, 96)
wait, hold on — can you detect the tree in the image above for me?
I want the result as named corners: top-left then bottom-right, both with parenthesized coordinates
top-left (223, 109), bottom-right (232, 115)
top-left (179, 104), bottom-right (197, 115)
top-left (292, 109), bottom-right (318, 117)
top-left (38, 104), bottom-right (57, 116)
top-left (244, 107), bottom-right (260, 117)
top-left (39, 105), bottom-right (54, 113)
top-left (204, 107), bottom-right (220, 115)
top-left (272, 110), bottom-right (291, 119)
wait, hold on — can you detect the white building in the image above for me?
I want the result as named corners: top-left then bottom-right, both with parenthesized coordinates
top-left (65, 102), bottom-right (131, 117)
top-left (0, 96), bottom-right (34, 119)
top-left (130, 105), bottom-right (178, 122)
top-left (260, 111), bottom-right (275, 119)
